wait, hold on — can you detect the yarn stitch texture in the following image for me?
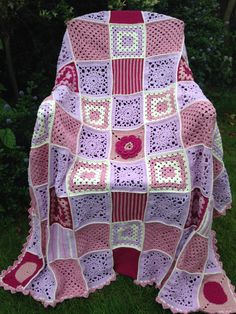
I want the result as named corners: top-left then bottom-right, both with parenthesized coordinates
top-left (0, 10), bottom-right (235, 313)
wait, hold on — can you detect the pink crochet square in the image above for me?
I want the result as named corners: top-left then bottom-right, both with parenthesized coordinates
top-left (110, 126), bottom-right (144, 161)
top-left (51, 103), bottom-right (81, 154)
top-left (75, 223), bottom-right (110, 257)
top-left (143, 222), bottom-right (181, 256)
top-left (146, 19), bottom-right (184, 56)
top-left (81, 96), bottom-right (111, 130)
top-left (2, 251), bottom-right (43, 289)
top-left (49, 187), bottom-right (73, 229)
top-left (111, 192), bottom-right (147, 222)
top-left (147, 151), bottom-right (189, 192)
top-left (199, 273), bottom-right (236, 312)
top-left (67, 19), bottom-right (110, 60)
top-left (181, 100), bottom-right (216, 148)
top-left (67, 158), bottom-right (109, 195)
top-left (50, 259), bottom-right (87, 300)
top-left (29, 143), bottom-right (49, 186)
top-left (177, 233), bottom-right (208, 273)
top-left (54, 62), bottom-right (79, 93)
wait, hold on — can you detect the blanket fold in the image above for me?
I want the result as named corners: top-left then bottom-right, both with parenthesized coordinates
top-left (0, 9), bottom-right (235, 313)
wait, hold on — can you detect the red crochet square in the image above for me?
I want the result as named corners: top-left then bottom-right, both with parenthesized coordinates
top-left (112, 58), bottom-right (144, 94)
top-left (49, 187), bottom-right (73, 229)
top-left (113, 247), bottom-right (140, 279)
top-left (111, 192), bottom-right (147, 222)
top-left (109, 10), bottom-right (144, 24)
top-left (2, 252), bottom-right (43, 288)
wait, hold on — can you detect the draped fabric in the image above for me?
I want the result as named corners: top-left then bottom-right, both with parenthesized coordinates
top-left (0, 10), bottom-right (235, 313)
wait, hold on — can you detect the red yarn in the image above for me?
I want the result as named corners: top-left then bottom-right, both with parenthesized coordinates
top-left (115, 135), bottom-right (142, 159)
top-left (203, 281), bottom-right (228, 304)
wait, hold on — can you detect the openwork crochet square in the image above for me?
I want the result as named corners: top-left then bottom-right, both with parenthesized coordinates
top-left (144, 54), bottom-right (179, 90)
top-left (147, 150), bottom-right (190, 192)
top-left (146, 115), bottom-right (182, 154)
top-left (67, 158), bottom-right (109, 195)
top-left (81, 95), bottom-right (111, 130)
top-left (111, 221), bottom-right (144, 250)
top-left (79, 250), bottom-right (114, 289)
top-left (144, 84), bottom-right (177, 122)
top-left (71, 193), bottom-right (111, 230)
top-left (110, 24), bottom-right (145, 59)
top-left (110, 159), bottom-right (147, 192)
top-left (77, 125), bottom-right (110, 160)
top-left (137, 250), bottom-right (172, 284)
top-left (112, 93), bottom-right (143, 129)
top-left (77, 60), bottom-right (112, 96)
top-left (144, 192), bottom-right (190, 228)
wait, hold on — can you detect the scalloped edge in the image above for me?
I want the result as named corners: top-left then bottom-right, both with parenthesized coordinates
top-left (0, 205), bottom-right (118, 308)
top-left (133, 278), bottom-right (161, 289)
top-left (213, 202), bottom-right (232, 218)
top-left (153, 202), bottom-right (236, 314)
top-left (0, 205), bottom-right (39, 290)
top-left (0, 246), bottom-right (117, 309)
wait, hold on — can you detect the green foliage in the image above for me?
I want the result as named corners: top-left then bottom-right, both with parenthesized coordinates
top-left (156, 0), bottom-right (235, 88)
top-left (108, 0), bottom-right (160, 10)
top-left (0, 81), bottom-right (39, 216)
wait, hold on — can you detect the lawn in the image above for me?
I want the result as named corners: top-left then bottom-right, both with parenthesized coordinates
top-left (0, 88), bottom-right (235, 314)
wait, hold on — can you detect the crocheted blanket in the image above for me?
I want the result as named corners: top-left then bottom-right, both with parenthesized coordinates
top-left (0, 9), bottom-right (235, 313)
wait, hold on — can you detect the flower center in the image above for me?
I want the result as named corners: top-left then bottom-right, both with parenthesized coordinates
top-left (124, 141), bottom-right (134, 150)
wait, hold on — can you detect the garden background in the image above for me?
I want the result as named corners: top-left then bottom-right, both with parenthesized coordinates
top-left (0, 0), bottom-right (236, 313)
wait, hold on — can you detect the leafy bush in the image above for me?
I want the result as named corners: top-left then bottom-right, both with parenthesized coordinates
top-left (156, 0), bottom-right (235, 88)
top-left (0, 81), bottom-right (39, 216)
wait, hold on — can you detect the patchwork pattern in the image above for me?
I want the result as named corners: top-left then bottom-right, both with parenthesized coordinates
top-left (67, 158), bottom-right (109, 195)
top-left (1, 10), bottom-right (234, 313)
top-left (77, 125), bottom-right (110, 160)
top-left (111, 221), bottom-right (144, 250)
top-left (146, 115), bottom-right (182, 154)
top-left (112, 93), bottom-right (143, 129)
top-left (144, 84), bottom-right (177, 122)
top-left (77, 61), bottom-right (112, 96)
top-left (110, 24), bottom-right (145, 59)
top-left (147, 150), bottom-right (190, 192)
top-left (81, 95), bottom-right (111, 129)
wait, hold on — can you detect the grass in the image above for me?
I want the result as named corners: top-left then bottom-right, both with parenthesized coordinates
top-left (0, 88), bottom-right (235, 314)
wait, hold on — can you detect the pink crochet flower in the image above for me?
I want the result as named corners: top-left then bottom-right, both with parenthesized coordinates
top-left (115, 135), bottom-right (142, 159)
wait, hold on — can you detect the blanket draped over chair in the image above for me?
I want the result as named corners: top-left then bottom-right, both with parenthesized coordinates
top-left (0, 9), bottom-right (235, 313)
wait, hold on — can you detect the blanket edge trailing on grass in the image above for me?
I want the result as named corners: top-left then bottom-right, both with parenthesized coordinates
top-left (0, 9), bottom-right (236, 313)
